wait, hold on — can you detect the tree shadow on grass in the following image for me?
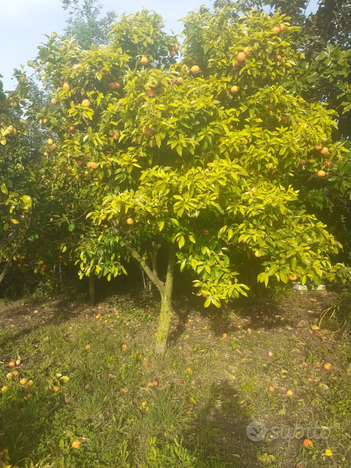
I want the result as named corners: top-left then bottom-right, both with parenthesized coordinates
top-left (181, 379), bottom-right (269, 467)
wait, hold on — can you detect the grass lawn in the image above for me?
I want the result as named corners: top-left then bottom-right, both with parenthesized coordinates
top-left (0, 289), bottom-right (350, 467)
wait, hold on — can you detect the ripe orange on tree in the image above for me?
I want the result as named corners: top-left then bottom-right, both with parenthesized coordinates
top-left (230, 85), bottom-right (239, 94)
top-left (140, 57), bottom-right (149, 65)
top-left (82, 99), bottom-right (91, 107)
top-left (320, 147), bottom-right (329, 155)
top-left (90, 161), bottom-right (98, 169)
top-left (317, 170), bottom-right (326, 177)
top-left (191, 65), bottom-right (200, 74)
top-left (126, 218), bottom-right (134, 225)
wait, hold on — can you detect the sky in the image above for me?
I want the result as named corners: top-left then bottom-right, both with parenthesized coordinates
top-left (0, 0), bottom-right (319, 92)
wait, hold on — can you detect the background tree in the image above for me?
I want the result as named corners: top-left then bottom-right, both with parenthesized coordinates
top-left (0, 73), bottom-right (37, 285)
top-left (61, 0), bottom-right (117, 49)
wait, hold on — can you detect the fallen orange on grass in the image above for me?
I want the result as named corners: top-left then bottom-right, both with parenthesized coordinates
top-left (268, 386), bottom-right (275, 392)
top-left (20, 378), bottom-right (27, 385)
top-left (85, 345), bottom-right (91, 350)
top-left (323, 363), bottom-right (331, 370)
top-left (122, 344), bottom-right (127, 352)
top-left (53, 386), bottom-right (60, 392)
top-left (153, 380), bottom-right (158, 386)
top-left (286, 389), bottom-right (293, 396)
top-left (9, 361), bottom-right (15, 368)
top-left (268, 351), bottom-right (273, 358)
top-left (303, 439), bottom-right (313, 448)
top-left (72, 440), bottom-right (81, 449)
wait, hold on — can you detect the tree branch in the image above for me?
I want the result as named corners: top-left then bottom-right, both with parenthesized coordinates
top-left (112, 221), bottom-right (165, 294)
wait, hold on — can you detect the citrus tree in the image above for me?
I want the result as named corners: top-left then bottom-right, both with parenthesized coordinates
top-left (31, 8), bottom-right (351, 355)
top-left (0, 75), bottom-right (36, 284)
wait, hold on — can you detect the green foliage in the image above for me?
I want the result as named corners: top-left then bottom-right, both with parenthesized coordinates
top-left (27, 7), bottom-right (351, 315)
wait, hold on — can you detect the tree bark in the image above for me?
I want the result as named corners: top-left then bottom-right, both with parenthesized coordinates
top-left (89, 275), bottom-right (95, 305)
top-left (111, 221), bottom-right (176, 356)
top-left (0, 258), bottom-right (11, 284)
top-left (155, 243), bottom-right (176, 356)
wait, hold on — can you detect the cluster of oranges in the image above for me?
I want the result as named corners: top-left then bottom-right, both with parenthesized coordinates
top-left (1, 360), bottom-right (33, 392)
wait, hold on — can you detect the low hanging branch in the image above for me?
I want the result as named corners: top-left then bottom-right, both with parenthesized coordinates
top-left (112, 221), bottom-right (165, 294)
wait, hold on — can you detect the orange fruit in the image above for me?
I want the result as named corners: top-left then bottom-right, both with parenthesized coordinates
top-left (9, 361), bottom-right (15, 368)
top-left (203, 230), bottom-right (209, 235)
top-left (72, 440), bottom-right (81, 449)
top-left (286, 389), bottom-right (293, 396)
top-left (230, 85), bottom-right (239, 94)
top-left (279, 24), bottom-right (286, 32)
top-left (176, 77), bottom-right (184, 84)
top-left (152, 380), bottom-right (158, 386)
top-left (255, 251), bottom-right (262, 258)
top-left (90, 161), bottom-right (98, 169)
top-left (12, 370), bottom-right (19, 376)
top-left (325, 161), bottom-right (333, 167)
top-left (126, 218), bottom-right (134, 225)
top-left (170, 50), bottom-right (176, 57)
top-left (299, 159), bottom-right (306, 166)
top-left (320, 147), bottom-right (329, 155)
top-left (85, 344), bottom-right (91, 350)
top-left (145, 88), bottom-right (155, 97)
top-left (236, 52), bottom-right (246, 62)
top-left (307, 377), bottom-right (313, 382)
top-left (314, 143), bottom-right (322, 151)
top-left (303, 439), bottom-right (313, 448)
top-left (140, 57), bottom-right (149, 65)
top-left (63, 82), bottom-right (71, 91)
top-left (289, 275), bottom-right (297, 281)
top-left (142, 126), bottom-right (154, 136)
top-left (191, 65), bottom-right (200, 74)
top-left (69, 126), bottom-right (75, 132)
top-left (317, 170), bottom-right (326, 177)
top-left (51, 98), bottom-right (57, 105)
top-left (323, 363), bottom-right (331, 370)
top-left (268, 351), bottom-right (273, 358)
top-left (222, 333), bottom-right (227, 338)
top-left (82, 99), bottom-right (91, 107)
top-left (72, 64), bottom-right (80, 70)
top-left (243, 48), bottom-right (251, 56)
top-left (268, 386), bottom-right (275, 392)
top-left (20, 378), bottom-right (27, 385)
top-left (53, 386), bottom-right (60, 392)
top-left (276, 55), bottom-right (282, 61)
top-left (272, 26), bottom-right (281, 35)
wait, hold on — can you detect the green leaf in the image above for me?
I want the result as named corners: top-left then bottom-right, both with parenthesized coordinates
top-left (1, 183), bottom-right (8, 195)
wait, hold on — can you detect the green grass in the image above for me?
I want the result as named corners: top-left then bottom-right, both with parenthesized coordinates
top-left (0, 291), bottom-right (351, 467)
